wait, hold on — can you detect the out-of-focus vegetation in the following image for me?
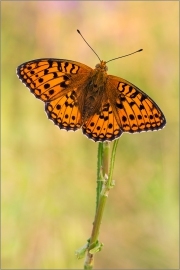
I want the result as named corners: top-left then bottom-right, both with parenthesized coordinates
top-left (2, 1), bottom-right (178, 269)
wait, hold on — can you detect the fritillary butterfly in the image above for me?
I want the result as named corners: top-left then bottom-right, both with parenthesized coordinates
top-left (16, 33), bottom-right (166, 142)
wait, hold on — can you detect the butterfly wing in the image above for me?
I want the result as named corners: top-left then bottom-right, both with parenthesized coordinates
top-left (106, 75), bottom-right (166, 134)
top-left (82, 100), bottom-right (122, 142)
top-left (17, 59), bottom-right (92, 131)
top-left (83, 74), bottom-right (166, 142)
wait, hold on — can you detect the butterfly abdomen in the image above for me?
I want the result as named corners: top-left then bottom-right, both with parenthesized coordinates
top-left (82, 73), bottom-right (106, 121)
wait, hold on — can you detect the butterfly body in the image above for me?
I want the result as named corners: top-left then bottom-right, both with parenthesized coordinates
top-left (17, 58), bottom-right (166, 142)
top-left (81, 61), bottom-right (108, 121)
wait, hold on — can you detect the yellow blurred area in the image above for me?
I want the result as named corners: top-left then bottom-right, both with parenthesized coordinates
top-left (2, 1), bottom-right (178, 269)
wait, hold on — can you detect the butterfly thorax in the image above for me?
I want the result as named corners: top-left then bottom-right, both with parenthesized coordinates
top-left (82, 61), bottom-right (108, 121)
top-left (92, 61), bottom-right (108, 86)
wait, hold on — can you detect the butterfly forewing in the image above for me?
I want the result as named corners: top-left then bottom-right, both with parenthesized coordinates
top-left (17, 59), bottom-right (92, 101)
top-left (107, 75), bottom-right (166, 134)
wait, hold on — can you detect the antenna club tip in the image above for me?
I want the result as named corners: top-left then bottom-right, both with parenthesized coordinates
top-left (77, 29), bottom-right (80, 34)
top-left (139, 49), bottom-right (143, 52)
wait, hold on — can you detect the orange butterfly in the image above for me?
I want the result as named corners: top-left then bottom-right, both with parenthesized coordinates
top-left (17, 32), bottom-right (166, 142)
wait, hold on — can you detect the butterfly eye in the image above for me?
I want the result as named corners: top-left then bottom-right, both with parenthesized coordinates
top-left (95, 64), bottom-right (100, 68)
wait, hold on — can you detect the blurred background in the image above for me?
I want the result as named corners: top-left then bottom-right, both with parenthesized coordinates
top-left (2, 1), bottom-right (179, 269)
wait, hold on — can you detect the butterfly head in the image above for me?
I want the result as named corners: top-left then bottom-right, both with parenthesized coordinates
top-left (95, 61), bottom-right (108, 72)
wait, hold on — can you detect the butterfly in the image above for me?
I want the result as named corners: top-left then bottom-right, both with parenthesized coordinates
top-left (16, 48), bottom-right (166, 142)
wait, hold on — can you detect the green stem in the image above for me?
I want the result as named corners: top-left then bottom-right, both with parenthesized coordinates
top-left (107, 139), bottom-right (119, 188)
top-left (102, 142), bottom-right (110, 176)
top-left (84, 139), bottom-right (119, 269)
top-left (96, 142), bottom-right (103, 210)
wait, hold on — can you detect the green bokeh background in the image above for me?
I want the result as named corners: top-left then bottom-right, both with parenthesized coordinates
top-left (2, 1), bottom-right (179, 269)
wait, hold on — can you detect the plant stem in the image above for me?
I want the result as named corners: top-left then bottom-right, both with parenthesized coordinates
top-left (107, 139), bottom-right (119, 189)
top-left (84, 139), bottom-right (119, 269)
top-left (96, 142), bottom-right (103, 210)
top-left (96, 142), bottom-right (110, 210)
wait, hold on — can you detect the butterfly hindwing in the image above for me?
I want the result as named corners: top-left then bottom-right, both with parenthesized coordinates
top-left (45, 90), bottom-right (82, 131)
top-left (82, 100), bottom-right (122, 141)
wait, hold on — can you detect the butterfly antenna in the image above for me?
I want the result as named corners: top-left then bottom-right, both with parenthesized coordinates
top-left (77, 29), bottom-right (101, 62)
top-left (106, 49), bottom-right (143, 63)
